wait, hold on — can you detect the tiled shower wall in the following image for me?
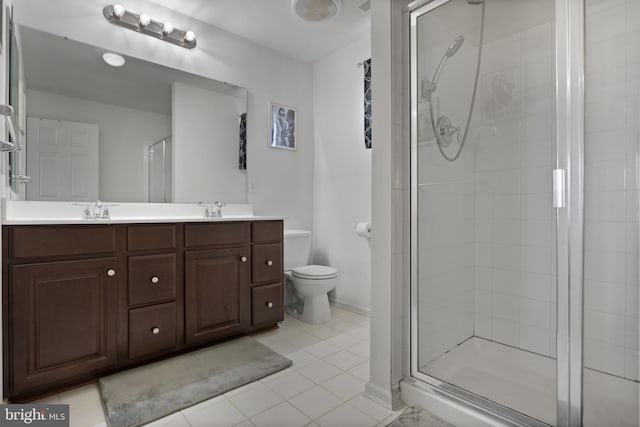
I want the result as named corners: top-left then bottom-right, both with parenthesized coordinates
top-left (472, 16), bottom-right (557, 359)
top-left (583, 0), bottom-right (639, 381)
top-left (416, 7), bottom-right (477, 366)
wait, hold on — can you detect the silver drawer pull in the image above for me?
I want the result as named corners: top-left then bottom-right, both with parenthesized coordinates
top-left (107, 269), bottom-right (116, 277)
top-left (266, 301), bottom-right (274, 308)
top-left (241, 256), bottom-right (247, 262)
top-left (266, 260), bottom-right (273, 266)
top-left (151, 327), bottom-right (160, 335)
top-left (151, 276), bottom-right (159, 284)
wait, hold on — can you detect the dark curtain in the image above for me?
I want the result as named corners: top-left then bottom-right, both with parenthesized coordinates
top-left (364, 58), bottom-right (372, 149)
top-left (239, 113), bottom-right (247, 170)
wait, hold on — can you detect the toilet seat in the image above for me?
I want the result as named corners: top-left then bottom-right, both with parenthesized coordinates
top-left (291, 265), bottom-right (338, 280)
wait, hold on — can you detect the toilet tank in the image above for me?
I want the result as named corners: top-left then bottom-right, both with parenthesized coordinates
top-left (283, 229), bottom-right (311, 270)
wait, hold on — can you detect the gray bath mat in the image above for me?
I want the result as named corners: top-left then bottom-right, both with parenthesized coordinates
top-left (98, 336), bottom-right (291, 427)
top-left (387, 406), bottom-right (456, 427)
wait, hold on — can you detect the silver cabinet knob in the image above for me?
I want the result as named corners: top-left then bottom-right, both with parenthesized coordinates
top-left (241, 256), bottom-right (247, 262)
top-left (151, 276), bottom-right (159, 284)
top-left (107, 269), bottom-right (116, 277)
top-left (266, 260), bottom-right (273, 266)
top-left (151, 327), bottom-right (160, 335)
top-left (266, 301), bottom-right (274, 308)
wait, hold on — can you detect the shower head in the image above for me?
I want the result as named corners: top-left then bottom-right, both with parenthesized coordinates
top-left (445, 35), bottom-right (464, 58)
top-left (425, 35), bottom-right (465, 98)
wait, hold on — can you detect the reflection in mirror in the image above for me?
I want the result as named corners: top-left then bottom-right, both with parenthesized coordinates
top-left (18, 26), bottom-right (248, 203)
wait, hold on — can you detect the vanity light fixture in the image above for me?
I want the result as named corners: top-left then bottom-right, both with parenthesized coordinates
top-left (103, 4), bottom-right (196, 49)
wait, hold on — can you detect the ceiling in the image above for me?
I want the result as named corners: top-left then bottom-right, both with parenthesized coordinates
top-left (143, 0), bottom-right (371, 63)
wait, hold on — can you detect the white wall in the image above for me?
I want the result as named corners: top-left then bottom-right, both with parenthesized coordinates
top-left (26, 90), bottom-right (171, 202)
top-left (14, 0), bottom-right (314, 229)
top-left (312, 35), bottom-right (371, 313)
top-left (172, 82), bottom-right (246, 204)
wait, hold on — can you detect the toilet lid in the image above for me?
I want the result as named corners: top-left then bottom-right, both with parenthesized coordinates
top-left (291, 265), bottom-right (338, 280)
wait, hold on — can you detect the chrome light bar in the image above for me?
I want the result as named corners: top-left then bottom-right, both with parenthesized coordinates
top-left (103, 4), bottom-right (196, 49)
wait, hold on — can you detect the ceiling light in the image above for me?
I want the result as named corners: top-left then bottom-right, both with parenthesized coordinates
top-left (102, 52), bottom-right (125, 67)
top-left (292, 0), bottom-right (342, 22)
top-left (162, 22), bottom-right (174, 35)
top-left (138, 14), bottom-right (151, 27)
top-left (112, 3), bottom-right (125, 19)
top-left (184, 31), bottom-right (196, 43)
top-left (103, 5), bottom-right (196, 49)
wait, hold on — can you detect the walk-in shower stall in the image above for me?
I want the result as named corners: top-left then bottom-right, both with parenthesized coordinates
top-left (409, 0), bottom-right (639, 425)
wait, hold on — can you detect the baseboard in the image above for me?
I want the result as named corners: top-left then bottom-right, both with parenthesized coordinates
top-left (364, 381), bottom-right (404, 411)
top-left (329, 298), bottom-right (371, 316)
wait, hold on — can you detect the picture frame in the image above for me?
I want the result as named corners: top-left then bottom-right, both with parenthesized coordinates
top-left (268, 101), bottom-right (296, 150)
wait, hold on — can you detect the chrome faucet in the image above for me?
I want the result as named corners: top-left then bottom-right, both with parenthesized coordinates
top-left (212, 201), bottom-right (226, 218)
top-left (198, 201), bottom-right (226, 218)
top-left (75, 200), bottom-right (116, 220)
top-left (94, 200), bottom-right (103, 218)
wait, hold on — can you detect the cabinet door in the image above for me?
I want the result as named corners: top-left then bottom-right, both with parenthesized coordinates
top-left (185, 248), bottom-right (249, 345)
top-left (10, 258), bottom-right (118, 395)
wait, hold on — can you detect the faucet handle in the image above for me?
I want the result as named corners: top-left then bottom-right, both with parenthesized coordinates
top-left (74, 203), bottom-right (93, 219)
top-left (197, 202), bottom-right (211, 218)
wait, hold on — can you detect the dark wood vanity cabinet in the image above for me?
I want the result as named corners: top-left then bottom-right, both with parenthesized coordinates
top-left (250, 222), bottom-right (284, 328)
top-left (3, 220), bottom-right (283, 401)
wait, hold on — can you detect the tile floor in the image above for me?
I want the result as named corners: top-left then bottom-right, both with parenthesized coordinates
top-left (30, 307), bottom-right (406, 427)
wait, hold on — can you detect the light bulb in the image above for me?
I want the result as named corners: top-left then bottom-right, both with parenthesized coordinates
top-left (112, 4), bottom-right (125, 19)
top-left (139, 14), bottom-right (151, 27)
top-left (184, 31), bottom-right (196, 42)
top-left (162, 22), bottom-right (174, 35)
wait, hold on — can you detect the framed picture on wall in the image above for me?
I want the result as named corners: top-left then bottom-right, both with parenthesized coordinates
top-left (268, 101), bottom-right (296, 150)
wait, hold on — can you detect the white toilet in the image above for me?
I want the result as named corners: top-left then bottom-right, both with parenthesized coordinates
top-left (284, 229), bottom-right (338, 324)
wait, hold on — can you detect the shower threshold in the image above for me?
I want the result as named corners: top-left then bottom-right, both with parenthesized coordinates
top-left (419, 337), bottom-right (638, 426)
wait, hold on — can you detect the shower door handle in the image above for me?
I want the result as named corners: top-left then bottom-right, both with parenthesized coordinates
top-left (553, 169), bottom-right (566, 208)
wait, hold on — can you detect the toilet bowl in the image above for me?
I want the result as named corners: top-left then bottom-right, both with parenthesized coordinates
top-left (284, 230), bottom-right (338, 324)
top-left (286, 265), bottom-right (337, 324)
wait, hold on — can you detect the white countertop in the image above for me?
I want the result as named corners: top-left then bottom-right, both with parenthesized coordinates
top-left (3, 216), bottom-right (284, 225)
top-left (2, 200), bottom-right (284, 225)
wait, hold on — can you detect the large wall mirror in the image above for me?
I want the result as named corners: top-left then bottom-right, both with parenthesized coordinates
top-left (14, 26), bottom-right (248, 204)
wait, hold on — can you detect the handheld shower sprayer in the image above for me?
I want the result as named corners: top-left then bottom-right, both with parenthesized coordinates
top-left (423, 35), bottom-right (464, 100)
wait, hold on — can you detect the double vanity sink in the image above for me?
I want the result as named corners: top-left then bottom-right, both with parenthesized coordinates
top-left (2, 201), bottom-right (284, 401)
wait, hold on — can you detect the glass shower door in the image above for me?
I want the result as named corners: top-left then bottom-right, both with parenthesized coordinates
top-left (582, 0), bottom-right (640, 425)
top-left (410, 0), bottom-right (558, 424)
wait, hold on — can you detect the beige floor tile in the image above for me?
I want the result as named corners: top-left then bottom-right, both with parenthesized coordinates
top-left (320, 372), bottom-right (366, 400)
top-left (288, 386), bottom-right (342, 421)
top-left (250, 402), bottom-right (311, 427)
top-left (264, 371), bottom-right (315, 400)
top-left (323, 350), bottom-right (366, 371)
top-left (315, 403), bottom-right (377, 427)
top-left (227, 382), bottom-right (284, 418)
top-left (296, 360), bottom-right (342, 384)
top-left (184, 398), bottom-right (247, 427)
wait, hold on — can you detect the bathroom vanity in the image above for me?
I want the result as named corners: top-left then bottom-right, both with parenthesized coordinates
top-left (2, 219), bottom-right (284, 401)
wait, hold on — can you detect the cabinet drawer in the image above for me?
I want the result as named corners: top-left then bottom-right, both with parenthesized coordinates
top-left (185, 223), bottom-right (248, 248)
top-left (127, 224), bottom-right (177, 252)
top-left (251, 221), bottom-right (282, 243)
top-left (128, 253), bottom-right (176, 306)
top-left (129, 302), bottom-right (177, 360)
top-left (252, 243), bottom-right (282, 284)
top-left (10, 226), bottom-right (116, 259)
top-left (252, 283), bottom-right (283, 326)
